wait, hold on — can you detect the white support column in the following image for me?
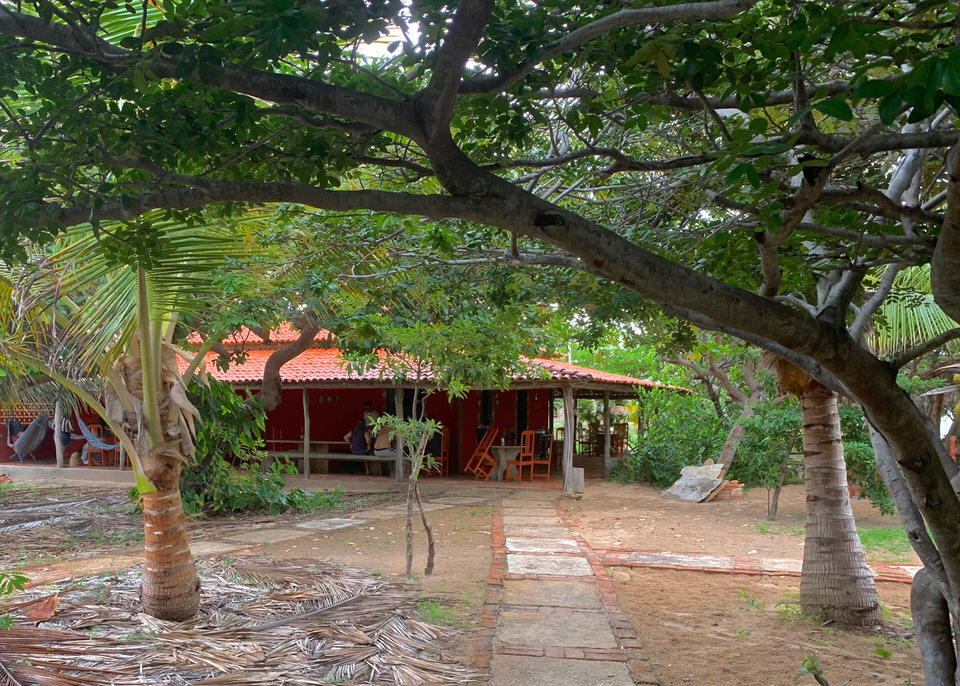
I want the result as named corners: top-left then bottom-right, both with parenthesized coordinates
top-left (562, 385), bottom-right (576, 493)
top-left (602, 391), bottom-right (611, 479)
top-left (54, 402), bottom-right (64, 469)
top-left (394, 387), bottom-right (405, 483)
top-left (302, 388), bottom-right (311, 479)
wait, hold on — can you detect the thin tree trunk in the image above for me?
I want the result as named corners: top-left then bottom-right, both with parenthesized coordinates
top-left (141, 489), bottom-right (200, 621)
top-left (414, 480), bottom-right (435, 575)
top-left (405, 480), bottom-right (414, 576)
top-left (798, 385), bottom-right (882, 626)
top-left (768, 428), bottom-right (800, 521)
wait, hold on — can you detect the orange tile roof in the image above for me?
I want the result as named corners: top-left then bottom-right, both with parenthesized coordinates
top-left (186, 324), bottom-right (335, 348)
top-left (178, 347), bottom-right (667, 391)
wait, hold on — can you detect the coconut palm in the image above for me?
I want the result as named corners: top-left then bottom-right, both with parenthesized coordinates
top-left (0, 214), bottom-right (268, 620)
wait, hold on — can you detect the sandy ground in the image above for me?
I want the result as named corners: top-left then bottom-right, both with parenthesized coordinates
top-left (567, 482), bottom-right (921, 686)
top-left (2, 479), bottom-right (925, 684)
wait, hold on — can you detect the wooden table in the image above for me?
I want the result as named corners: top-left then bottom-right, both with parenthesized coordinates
top-left (490, 445), bottom-right (521, 481)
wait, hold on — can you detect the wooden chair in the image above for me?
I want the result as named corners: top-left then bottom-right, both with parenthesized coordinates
top-left (423, 427), bottom-right (450, 477)
top-left (86, 424), bottom-right (117, 468)
top-left (612, 423), bottom-right (628, 458)
top-left (505, 430), bottom-right (536, 482)
top-left (553, 427), bottom-right (564, 468)
top-left (464, 427), bottom-right (499, 479)
top-left (529, 431), bottom-right (553, 481)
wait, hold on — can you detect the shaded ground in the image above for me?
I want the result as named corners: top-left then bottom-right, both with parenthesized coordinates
top-left (0, 479), bottom-right (925, 685)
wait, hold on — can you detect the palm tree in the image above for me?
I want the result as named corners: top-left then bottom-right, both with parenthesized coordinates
top-left (0, 215), bottom-right (262, 620)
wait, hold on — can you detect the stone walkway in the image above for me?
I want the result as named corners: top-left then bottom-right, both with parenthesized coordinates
top-left (484, 491), bottom-right (654, 686)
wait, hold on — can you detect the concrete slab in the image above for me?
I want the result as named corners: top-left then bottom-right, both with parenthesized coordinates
top-left (624, 551), bottom-right (734, 570)
top-left (190, 540), bottom-right (245, 556)
top-left (492, 656), bottom-right (633, 686)
top-left (499, 610), bottom-right (617, 648)
top-left (502, 491), bottom-right (560, 503)
top-left (380, 503), bottom-right (448, 513)
top-left (507, 554), bottom-right (593, 576)
top-left (292, 518), bottom-right (366, 531)
top-left (761, 557), bottom-right (803, 573)
top-left (506, 537), bottom-right (581, 554)
top-left (226, 528), bottom-right (311, 544)
top-left (500, 507), bottom-right (559, 517)
top-left (429, 496), bottom-right (488, 505)
top-left (505, 526), bottom-right (572, 539)
top-left (502, 516), bottom-right (562, 528)
top-left (351, 509), bottom-right (405, 519)
top-left (501, 579), bottom-right (601, 609)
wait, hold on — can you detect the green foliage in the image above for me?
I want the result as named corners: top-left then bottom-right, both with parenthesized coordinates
top-left (374, 414), bottom-right (441, 479)
top-left (729, 399), bottom-right (801, 489)
top-left (0, 572), bottom-right (28, 630)
top-left (610, 388), bottom-right (728, 486)
top-left (838, 405), bottom-right (895, 515)
top-left (795, 652), bottom-right (847, 686)
top-left (179, 377), bottom-right (346, 515)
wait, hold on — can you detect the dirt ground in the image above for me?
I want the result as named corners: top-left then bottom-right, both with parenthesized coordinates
top-left (1, 479), bottom-right (924, 685)
top-left (567, 482), bottom-right (921, 686)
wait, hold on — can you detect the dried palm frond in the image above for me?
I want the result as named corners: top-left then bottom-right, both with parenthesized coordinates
top-left (0, 558), bottom-right (483, 685)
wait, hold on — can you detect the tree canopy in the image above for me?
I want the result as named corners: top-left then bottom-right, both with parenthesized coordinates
top-left (5, 0), bottom-right (960, 677)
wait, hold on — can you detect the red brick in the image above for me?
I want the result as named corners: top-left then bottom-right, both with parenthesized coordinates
top-left (620, 638), bottom-right (644, 649)
top-left (564, 648), bottom-right (585, 660)
top-left (583, 650), bottom-right (628, 662)
top-left (545, 647), bottom-right (565, 658)
top-left (498, 645), bottom-right (545, 657)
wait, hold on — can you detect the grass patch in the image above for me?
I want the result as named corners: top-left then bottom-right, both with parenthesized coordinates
top-left (417, 599), bottom-right (459, 626)
top-left (858, 527), bottom-right (913, 563)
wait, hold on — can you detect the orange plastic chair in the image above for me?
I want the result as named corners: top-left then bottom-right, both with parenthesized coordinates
top-left (505, 430), bottom-right (535, 482)
top-left (612, 422), bottom-right (628, 458)
top-left (464, 427), bottom-right (499, 478)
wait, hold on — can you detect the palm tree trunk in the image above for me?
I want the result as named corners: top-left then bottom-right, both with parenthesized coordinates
top-left (798, 384), bottom-right (882, 626)
top-left (141, 489), bottom-right (200, 621)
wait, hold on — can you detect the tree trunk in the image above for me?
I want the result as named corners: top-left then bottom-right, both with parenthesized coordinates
top-left (798, 384), bottom-right (882, 626)
top-left (911, 567), bottom-right (958, 686)
top-left (414, 480), bottom-right (436, 576)
top-left (768, 428), bottom-right (799, 521)
top-left (405, 479), bottom-right (414, 576)
top-left (141, 489), bottom-right (200, 621)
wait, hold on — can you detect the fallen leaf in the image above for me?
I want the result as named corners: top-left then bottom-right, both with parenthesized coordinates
top-left (26, 594), bottom-right (59, 620)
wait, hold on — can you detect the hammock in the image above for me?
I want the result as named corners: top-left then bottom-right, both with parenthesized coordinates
top-left (11, 414), bottom-right (49, 462)
top-left (76, 421), bottom-right (119, 451)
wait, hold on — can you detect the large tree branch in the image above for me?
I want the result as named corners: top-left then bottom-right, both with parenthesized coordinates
top-left (892, 328), bottom-right (960, 369)
top-left (931, 142), bottom-right (960, 322)
top-left (0, 7), bottom-right (422, 141)
top-left (460, 0), bottom-right (757, 94)
top-left (850, 264), bottom-right (901, 342)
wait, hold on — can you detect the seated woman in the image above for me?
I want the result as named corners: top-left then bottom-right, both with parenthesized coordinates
top-left (344, 419), bottom-right (372, 456)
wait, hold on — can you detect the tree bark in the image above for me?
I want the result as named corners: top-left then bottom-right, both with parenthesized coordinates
top-left (414, 481), bottom-right (436, 576)
top-left (797, 384), bottom-right (882, 626)
top-left (405, 479), bottom-right (414, 576)
top-left (141, 489), bottom-right (200, 621)
top-left (911, 567), bottom-right (958, 686)
top-left (562, 384), bottom-right (576, 493)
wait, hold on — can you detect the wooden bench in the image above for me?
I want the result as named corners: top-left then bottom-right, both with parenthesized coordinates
top-left (266, 450), bottom-right (408, 476)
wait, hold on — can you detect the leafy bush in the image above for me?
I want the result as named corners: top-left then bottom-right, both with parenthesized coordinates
top-left (0, 572), bottom-right (27, 629)
top-left (178, 378), bottom-right (347, 516)
top-left (729, 400), bottom-right (801, 489)
top-left (610, 388), bottom-right (728, 486)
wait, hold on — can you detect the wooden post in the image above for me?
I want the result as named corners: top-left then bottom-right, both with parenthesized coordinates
top-left (54, 402), bottom-right (64, 469)
top-left (602, 391), bottom-right (610, 479)
top-left (562, 385), bottom-right (575, 493)
top-left (394, 387), bottom-right (405, 483)
top-left (302, 388), bottom-right (311, 479)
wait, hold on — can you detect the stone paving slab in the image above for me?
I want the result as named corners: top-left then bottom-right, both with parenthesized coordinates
top-left (507, 554), bottom-right (593, 576)
top-left (191, 540), bottom-right (245, 556)
top-left (502, 515), bottom-right (562, 528)
top-left (501, 579), bottom-right (602, 609)
top-left (505, 526), bottom-right (572, 539)
top-left (293, 518), bottom-right (367, 531)
top-left (762, 557), bottom-right (803, 573)
top-left (380, 503), bottom-right (448, 513)
top-left (226, 528), bottom-right (311, 544)
top-left (499, 609), bottom-right (618, 648)
top-left (492, 656), bottom-right (633, 686)
top-left (429, 496), bottom-right (488, 505)
top-left (505, 537), bottom-right (580, 554)
top-left (500, 507), bottom-right (561, 517)
top-left (623, 551), bottom-right (734, 569)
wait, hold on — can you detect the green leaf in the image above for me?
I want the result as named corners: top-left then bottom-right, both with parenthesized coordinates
top-left (878, 92), bottom-right (902, 124)
top-left (160, 42), bottom-right (184, 56)
top-left (814, 98), bottom-right (854, 121)
top-left (854, 80), bottom-right (895, 99)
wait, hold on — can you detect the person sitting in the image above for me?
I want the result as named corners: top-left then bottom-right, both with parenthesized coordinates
top-left (344, 419), bottom-right (372, 456)
top-left (363, 401), bottom-right (380, 428)
top-left (373, 422), bottom-right (397, 457)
